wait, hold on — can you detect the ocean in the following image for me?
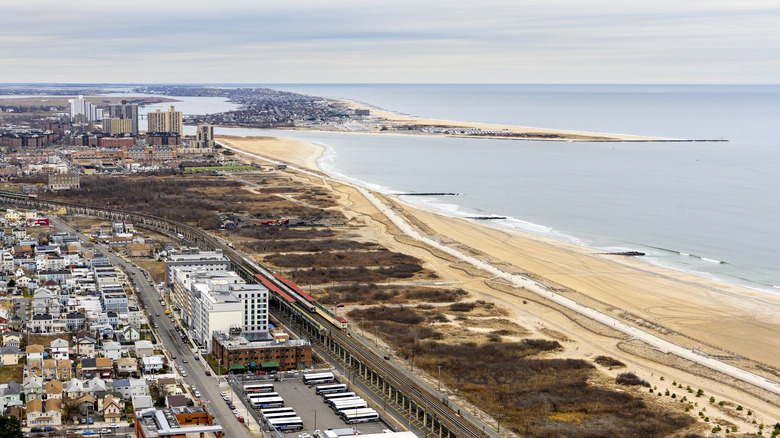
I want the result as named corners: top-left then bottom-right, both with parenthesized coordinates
top-left (25, 84), bottom-right (774, 292)
top-left (198, 84), bottom-right (780, 293)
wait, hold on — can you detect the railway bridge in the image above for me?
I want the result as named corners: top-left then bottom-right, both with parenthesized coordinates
top-left (0, 191), bottom-right (495, 438)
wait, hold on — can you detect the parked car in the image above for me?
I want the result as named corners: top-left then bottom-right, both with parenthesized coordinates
top-left (194, 355), bottom-right (200, 360)
top-left (194, 391), bottom-right (201, 398)
top-left (43, 427), bottom-right (57, 432)
top-left (30, 428), bottom-right (42, 433)
top-left (237, 416), bottom-right (245, 423)
top-left (100, 429), bottom-right (110, 434)
top-left (108, 424), bottom-right (119, 429)
top-left (205, 370), bottom-right (211, 376)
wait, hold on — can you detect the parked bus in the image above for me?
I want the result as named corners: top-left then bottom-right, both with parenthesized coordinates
top-left (328, 397), bottom-right (363, 408)
top-left (323, 392), bottom-right (356, 403)
top-left (332, 401), bottom-right (368, 413)
top-left (244, 383), bottom-right (274, 393)
top-left (267, 417), bottom-right (303, 431)
top-left (263, 412), bottom-right (299, 420)
top-left (315, 384), bottom-right (347, 395)
top-left (341, 409), bottom-right (380, 424)
top-left (260, 407), bottom-right (295, 416)
top-left (250, 397), bottom-right (285, 408)
top-left (248, 392), bottom-right (279, 399)
top-left (303, 372), bottom-right (336, 385)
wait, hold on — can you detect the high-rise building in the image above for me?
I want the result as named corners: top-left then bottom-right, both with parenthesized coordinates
top-left (102, 118), bottom-right (134, 136)
top-left (195, 124), bottom-right (214, 148)
top-left (68, 95), bottom-right (102, 121)
top-left (108, 100), bottom-right (139, 135)
top-left (147, 106), bottom-right (183, 136)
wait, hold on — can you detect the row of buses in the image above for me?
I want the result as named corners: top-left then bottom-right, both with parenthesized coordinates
top-left (314, 382), bottom-right (380, 424)
top-left (261, 407), bottom-right (303, 431)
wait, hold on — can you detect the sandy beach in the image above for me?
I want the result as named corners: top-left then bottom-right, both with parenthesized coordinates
top-left (329, 98), bottom-right (669, 141)
top-left (217, 134), bottom-right (780, 425)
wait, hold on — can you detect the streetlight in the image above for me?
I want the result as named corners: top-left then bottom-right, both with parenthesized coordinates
top-left (313, 409), bottom-right (317, 432)
top-left (437, 365), bottom-right (442, 392)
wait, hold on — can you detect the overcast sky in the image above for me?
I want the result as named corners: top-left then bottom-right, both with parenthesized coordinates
top-left (2, 0), bottom-right (779, 84)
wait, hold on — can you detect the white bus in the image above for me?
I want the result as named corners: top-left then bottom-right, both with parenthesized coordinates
top-left (244, 383), bottom-right (274, 393)
top-left (328, 396), bottom-right (363, 408)
top-left (260, 407), bottom-right (295, 416)
top-left (248, 392), bottom-right (279, 399)
top-left (341, 409), bottom-right (380, 424)
top-left (263, 412), bottom-right (299, 420)
top-left (267, 417), bottom-right (303, 431)
top-left (303, 372), bottom-right (336, 385)
top-left (315, 384), bottom-right (347, 395)
top-left (333, 401), bottom-right (368, 413)
top-left (323, 392), bottom-right (356, 402)
top-left (250, 397), bottom-right (285, 408)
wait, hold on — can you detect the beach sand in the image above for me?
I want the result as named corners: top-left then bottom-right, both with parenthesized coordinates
top-left (218, 134), bottom-right (780, 423)
top-left (330, 98), bottom-right (667, 142)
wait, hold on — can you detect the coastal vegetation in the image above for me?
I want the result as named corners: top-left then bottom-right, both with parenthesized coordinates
top-left (348, 303), bottom-right (695, 436)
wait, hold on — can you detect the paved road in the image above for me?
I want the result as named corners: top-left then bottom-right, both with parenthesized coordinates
top-left (51, 218), bottom-right (255, 438)
top-left (223, 141), bottom-right (780, 399)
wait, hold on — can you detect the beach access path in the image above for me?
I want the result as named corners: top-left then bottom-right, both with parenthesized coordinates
top-left (218, 140), bottom-right (780, 399)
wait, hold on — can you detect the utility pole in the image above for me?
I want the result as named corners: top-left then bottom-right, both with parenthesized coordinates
top-left (437, 365), bottom-right (442, 391)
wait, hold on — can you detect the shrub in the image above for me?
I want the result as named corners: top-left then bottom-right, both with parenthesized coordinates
top-left (593, 356), bottom-right (625, 367)
top-left (615, 373), bottom-right (651, 387)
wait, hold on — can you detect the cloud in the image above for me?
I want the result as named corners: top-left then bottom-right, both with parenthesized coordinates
top-left (1, 0), bottom-right (779, 83)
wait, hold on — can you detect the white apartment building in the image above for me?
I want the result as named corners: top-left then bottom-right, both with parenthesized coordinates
top-left (170, 267), bottom-right (269, 352)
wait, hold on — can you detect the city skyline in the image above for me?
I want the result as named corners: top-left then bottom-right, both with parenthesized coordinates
top-left (1, 0), bottom-right (779, 84)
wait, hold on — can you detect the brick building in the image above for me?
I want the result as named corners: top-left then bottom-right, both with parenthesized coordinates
top-left (211, 331), bottom-right (312, 372)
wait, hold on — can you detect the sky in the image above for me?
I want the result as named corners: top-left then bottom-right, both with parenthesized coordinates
top-left (1, 0), bottom-right (779, 84)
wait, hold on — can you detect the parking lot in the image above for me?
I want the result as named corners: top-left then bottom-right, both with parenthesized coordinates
top-left (234, 373), bottom-right (392, 435)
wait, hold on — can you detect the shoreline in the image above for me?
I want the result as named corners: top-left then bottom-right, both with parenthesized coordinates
top-left (217, 134), bottom-right (780, 368)
top-left (327, 97), bottom-right (676, 142)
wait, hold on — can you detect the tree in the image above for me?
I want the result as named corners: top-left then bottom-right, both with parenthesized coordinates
top-left (0, 415), bottom-right (24, 438)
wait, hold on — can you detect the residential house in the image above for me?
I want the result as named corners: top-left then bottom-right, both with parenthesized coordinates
top-left (80, 357), bottom-right (113, 379)
top-left (63, 378), bottom-right (85, 400)
top-left (129, 378), bottom-right (149, 398)
top-left (116, 357), bottom-right (138, 377)
top-left (45, 379), bottom-right (63, 401)
top-left (23, 376), bottom-right (43, 401)
top-left (141, 355), bottom-right (164, 372)
top-left (26, 344), bottom-right (44, 362)
top-left (24, 360), bottom-right (43, 378)
top-left (85, 376), bottom-right (107, 397)
top-left (156, 377), bottom-right (177, 396)
top-left (66, 312), bottom-right (87, 331)
top-left (119, 325), bottom-right (140, 343)
top-left (41, 359), bottom-right (58, 380)
top-left (55, 359), bottom-right (72, 381)
top-left (134, 340), bottom-right (154, 358)
top-left (30, 314), bottom-right (54, 333)
top-left (131, 394), bottom-right (153, 410)
top-left (165, 395), bottom-right (187, 409)
top-left (75, 334), bottom-right (95, 357)
top-left (112, 380), bottom-right (131, 400)
top-left (50, 338), bottom-right (69, 360)
top-left (0, 346), bottom-right (21, 366)
top-left (126, 306), bottom-right (142, 327)
top-left (73, 394), bottom-right (96, 416)
top-left (0, 382), bottom-right (22, 409)
top-left (101, 394), bottom-right (122, 423)
top-left (101, 341), bottom-right (122, 361)
top-left (2, 331), bottom-right (21, 348)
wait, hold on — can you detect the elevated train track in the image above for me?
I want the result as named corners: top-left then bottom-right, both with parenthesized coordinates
top-left (0, 190), bottom-right (492, 438)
